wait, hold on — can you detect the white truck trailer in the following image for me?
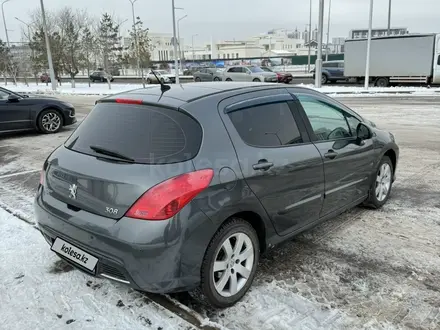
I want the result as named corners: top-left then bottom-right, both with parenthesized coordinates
top-left (344, 34), bottom-right (440, 87)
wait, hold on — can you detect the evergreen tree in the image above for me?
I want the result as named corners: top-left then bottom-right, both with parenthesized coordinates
top-left (128, 17), bottom-right (152, 70)
top-left (98, 13), bottom-right (122, 78)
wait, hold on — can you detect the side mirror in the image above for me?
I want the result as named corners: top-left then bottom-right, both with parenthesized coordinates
top-left (8, 94), bottom-right (20, 102)
top-left (356, 123), bottom-right (372, 143)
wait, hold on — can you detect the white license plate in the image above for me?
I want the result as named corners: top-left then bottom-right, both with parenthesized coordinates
top-left (51, 237), bottom-right (98, 272)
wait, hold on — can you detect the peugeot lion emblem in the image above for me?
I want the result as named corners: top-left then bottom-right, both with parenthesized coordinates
top-left (69, 184), bottom-right (77, 199)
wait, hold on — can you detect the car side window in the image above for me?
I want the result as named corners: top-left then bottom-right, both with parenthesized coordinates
top-left (0, 90), bottom-right (9, 100)
top-left (297, 94), bottom-right (352, 141)
top-left (228, 102), bottom-right (303, 147)
top-left (227, 67), bottom-right (237, 73)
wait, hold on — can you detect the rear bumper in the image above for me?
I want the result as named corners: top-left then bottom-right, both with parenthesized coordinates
top-left (34, 191), bottom-right (212, 293)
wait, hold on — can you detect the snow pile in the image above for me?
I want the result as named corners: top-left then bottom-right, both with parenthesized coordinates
top-left (6, 82), bottom-right (440, 97)
top-left (296, 83), bottom-right (440, 97)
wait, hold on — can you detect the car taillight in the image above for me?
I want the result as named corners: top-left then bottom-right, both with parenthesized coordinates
top-left (125, 169), bottom-right (214, 221)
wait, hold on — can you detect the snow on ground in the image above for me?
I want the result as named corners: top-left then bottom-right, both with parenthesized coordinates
top-left (1, 96), bottom-right (440, 329)
top-left (4, 82), bottom-right (440, 97)
top-left (0, 207), bottom-right (197, 330)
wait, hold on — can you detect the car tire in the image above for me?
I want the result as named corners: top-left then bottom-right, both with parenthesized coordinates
top-left (190, 218), bottom-right (260, 308)
top-left (195, 77), bottom-right (201, 82)
top-left (146, 78), bottom-right (152, 84)
top-left (364, 156), bottom-right (393, 209)
top-left (100, 77), bottom-right (104, 82)
top-left (321, 74), bottom-right (328, 84)
top-left (375, 77), bottom-right (389, 87)
top-left (91, 79), bottom-right (95, 83)
top-left (252, 78), bottom-right (261, 82)
top-left (37, 109), bottom-right (64, 134)
top-left (213, 77), bottom-right (221, 81)
top-left (225, 78), bottom-right (232, 81)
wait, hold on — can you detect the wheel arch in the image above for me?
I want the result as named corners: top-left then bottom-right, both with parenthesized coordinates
top-left (215, 210), bottom-right (268, 253)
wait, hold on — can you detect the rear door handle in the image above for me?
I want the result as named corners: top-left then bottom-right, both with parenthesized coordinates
top-left (252, 161), bottom-right (274, 171)
top-left (324, 150), bottom-right (338, 159)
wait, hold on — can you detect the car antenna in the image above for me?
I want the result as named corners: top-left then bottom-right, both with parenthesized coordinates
top-left (149, 68), bottom-right (171, 93)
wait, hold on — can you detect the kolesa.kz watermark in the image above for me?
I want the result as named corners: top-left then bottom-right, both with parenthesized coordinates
top-left (60, 243), bottom-right (89, 264)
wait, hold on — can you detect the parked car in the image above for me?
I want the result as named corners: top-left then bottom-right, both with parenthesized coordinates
top-left (89, 71), bottom-right (114, 83)
top-left (0, 86), bottom-right (76, 134)
top-left (311, 60), bottom-right (345, 84)
top-left (193, 68), bottom-right (223, 82)
top-left (40, 73), bottom-right (60, 83)
top-left (35, 82), bottom-right (399, 308)
top-left (222, 65), bottom-right (278, 82)
top-left (261, 66), bottom-right (293, 84)
top-left (146, 70), bottom-right (175, 84)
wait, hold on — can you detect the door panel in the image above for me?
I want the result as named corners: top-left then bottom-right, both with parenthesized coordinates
top-left (219, 89), bottom-right (325, 236)
top-left (296, 93), bottom-right (375, 216)
top-left (0, 92), bottom-right (32, 132)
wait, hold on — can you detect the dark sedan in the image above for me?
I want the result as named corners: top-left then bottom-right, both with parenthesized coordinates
top-left (261, 66), bottom-right (293, 84)
top-left (0, 87), bottom-right (77, 134)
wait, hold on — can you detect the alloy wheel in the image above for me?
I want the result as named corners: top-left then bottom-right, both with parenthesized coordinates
top-left (375, 163), bottom-right (392, 202)
top-left (41, 112), bottom-right (61, 132)
top-left (212, 232), bottom-right (254, 298)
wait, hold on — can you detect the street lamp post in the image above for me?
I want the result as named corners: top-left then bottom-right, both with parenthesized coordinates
top-left (315, 0), bottom-right (325, 88)
top-left (129, 0), bottom-right (145, 87)
top-left (39, 0), bottom-right (56, 90)
top-left (171, 0), bottom-right (181, 84)
top-left (1, 0), bottom-right (10, 48)
top-left (387, 0), bottom-right (392, 36)
top-left (325, 0), bottom-right (332, 61)
top-left (177, 15), bottom-right (187, 75)
top-left (307, 0), bottom-right (312, 72)
top-left (365, 0), bottom-right (374, 89)
top-left (192, 34), bottom-right (198, 61)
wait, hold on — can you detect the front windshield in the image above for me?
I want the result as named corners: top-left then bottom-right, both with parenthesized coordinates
top-left (260, 67), bottom-right (272, 72)
top-left (248, 66), bottom-right (265, 73)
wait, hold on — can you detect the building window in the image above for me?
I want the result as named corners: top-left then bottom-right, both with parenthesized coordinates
top-left (208, 54), bottom-right (211, 59)
top-left (236, 53), bottom-right (239, 58)
top-left (227, 53), bottom-right (230, 59)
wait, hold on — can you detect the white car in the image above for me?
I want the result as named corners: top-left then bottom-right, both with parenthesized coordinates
top-left (146, 70), bottom-right (175, 84)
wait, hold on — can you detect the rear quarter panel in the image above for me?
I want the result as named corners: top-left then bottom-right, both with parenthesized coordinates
top-left (180, 95), bottom-right (278, 248)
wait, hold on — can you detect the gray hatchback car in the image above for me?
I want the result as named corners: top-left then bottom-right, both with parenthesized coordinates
top-left (34, 82), bottom-right (399, 308)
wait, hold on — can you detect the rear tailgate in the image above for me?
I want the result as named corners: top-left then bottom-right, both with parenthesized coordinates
top-left (43, 102), bottom-right (202, 220)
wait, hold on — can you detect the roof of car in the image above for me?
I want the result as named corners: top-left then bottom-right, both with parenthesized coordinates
top-left (100, 82), bottom-right (316, 106)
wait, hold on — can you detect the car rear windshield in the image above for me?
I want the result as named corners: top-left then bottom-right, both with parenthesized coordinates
top-left (64, 103), bottom-right (202, 164)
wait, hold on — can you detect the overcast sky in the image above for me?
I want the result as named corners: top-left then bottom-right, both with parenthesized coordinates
top-left (3, 0), bottom-right (440, 45)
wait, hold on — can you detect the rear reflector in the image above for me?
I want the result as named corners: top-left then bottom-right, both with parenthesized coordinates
top-left (115, 98), bottom-right (143, 105)
top-left (125, 169), bottom-right (214, 221)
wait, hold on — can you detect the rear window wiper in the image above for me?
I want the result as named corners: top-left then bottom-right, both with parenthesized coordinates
top-left (89, 145), bottom-right (135, 162)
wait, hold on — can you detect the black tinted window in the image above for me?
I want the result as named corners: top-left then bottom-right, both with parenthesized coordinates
top-left (229, 102), bottom-right (303, 147)
top-left (64, 103), bottom-right (202, 164)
